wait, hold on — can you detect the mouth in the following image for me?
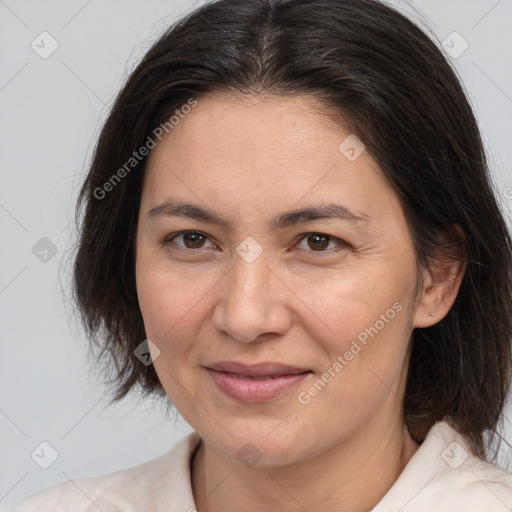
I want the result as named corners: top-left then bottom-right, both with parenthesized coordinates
top-left (218, 372), bottom-right (301, 380)
top-left (205, 360), bottom-right (311, 377)
top-left (204, 361), bottom-right (313, 402)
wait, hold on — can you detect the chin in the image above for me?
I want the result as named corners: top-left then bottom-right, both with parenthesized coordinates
top-left (204, 424), bottom-right (310, 468)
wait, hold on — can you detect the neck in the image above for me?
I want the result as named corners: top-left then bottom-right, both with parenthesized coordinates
top-left (191, 415), bottom-right (420, 512)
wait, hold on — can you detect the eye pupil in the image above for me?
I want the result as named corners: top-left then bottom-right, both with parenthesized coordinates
top-left (307, 234), bottom-right (329, 251)
top-left (184, 232), bottom-right (205, 248)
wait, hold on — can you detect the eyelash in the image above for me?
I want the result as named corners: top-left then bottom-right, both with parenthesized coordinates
top-left (161, 230), bottom-right (348, 256)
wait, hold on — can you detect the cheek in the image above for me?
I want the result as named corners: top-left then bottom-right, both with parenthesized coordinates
top-left (135, 257), bottom-right (209, 404)
top-left (135, 252), bottom-right (220, 360)
top-left (287, 261), bottom-right (409, 347)
top-left (288, 262), bottom-right (413, 412)
top-left (327, 295), bottom-right (410, 399)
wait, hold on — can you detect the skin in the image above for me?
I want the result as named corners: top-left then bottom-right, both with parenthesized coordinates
top-left (135, 92), bottom-right (465, 512)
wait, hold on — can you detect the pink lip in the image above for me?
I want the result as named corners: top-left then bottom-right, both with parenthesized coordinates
top-left (204, 361), bottom-right (312, 402)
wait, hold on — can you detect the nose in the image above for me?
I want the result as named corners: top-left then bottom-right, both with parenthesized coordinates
top-left (211, 248), bottom-right (292, 343)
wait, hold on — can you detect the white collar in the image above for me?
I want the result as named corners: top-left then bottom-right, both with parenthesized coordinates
top-left (155, 420), bottom-right (512, 511)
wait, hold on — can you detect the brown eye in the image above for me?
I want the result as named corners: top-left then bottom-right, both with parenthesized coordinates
top-left (164, 231), bottom-right (215, 250)
top-left (296, 232), bottom-right (346, 253)
top-left (182, 232), bottom-right (206, 248)
top-left (307, 234), bottom-right (330, 251)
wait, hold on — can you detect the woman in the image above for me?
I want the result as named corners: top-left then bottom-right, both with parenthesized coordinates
top-left (10, 0), bottom-right (512, 510)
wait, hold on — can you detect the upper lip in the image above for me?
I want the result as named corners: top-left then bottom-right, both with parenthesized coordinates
top-left (205, 361), bottom-right (311, 377)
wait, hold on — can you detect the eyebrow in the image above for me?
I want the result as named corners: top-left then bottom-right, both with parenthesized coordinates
top-left (147, 199), bottom-right (371, 230)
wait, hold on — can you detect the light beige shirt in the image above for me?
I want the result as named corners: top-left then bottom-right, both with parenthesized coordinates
top-left (9, 420), bottom-right (512, 511)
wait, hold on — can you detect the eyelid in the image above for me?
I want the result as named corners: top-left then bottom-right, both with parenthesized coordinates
top-left (163, 230), bottom-right (347, 255)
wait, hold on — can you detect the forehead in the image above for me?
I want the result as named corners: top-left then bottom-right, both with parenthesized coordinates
top-left (142, 92), bottom-right (398, 222)
top-left (152, 93), bottom-right (357, 164)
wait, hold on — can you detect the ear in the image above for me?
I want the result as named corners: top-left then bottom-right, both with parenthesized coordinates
top-left (413, 223), bottom-right (467, 328)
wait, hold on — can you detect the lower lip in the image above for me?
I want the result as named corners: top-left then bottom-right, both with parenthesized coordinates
top-left (205, 368), bottom-right (312, 403)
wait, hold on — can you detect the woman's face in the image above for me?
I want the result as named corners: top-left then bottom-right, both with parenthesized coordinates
top-left (136, 92), bottom-right (426, 466)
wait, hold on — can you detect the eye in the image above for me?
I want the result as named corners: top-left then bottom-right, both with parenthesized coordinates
top-left (295, 232), bottom-right (347, 254)
top-left (163, 230), bottom-right (216, 251)
top-left (161, 230), bottom-right (347, 255)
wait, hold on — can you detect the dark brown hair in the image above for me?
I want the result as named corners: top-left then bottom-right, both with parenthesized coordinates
top-left (72, 0), bottom-right (512, 460)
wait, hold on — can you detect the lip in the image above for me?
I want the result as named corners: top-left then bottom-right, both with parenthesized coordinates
top-left (205, 361), bottom-right (310, 377)
top-left (204, 361), bottom-right (313, 403)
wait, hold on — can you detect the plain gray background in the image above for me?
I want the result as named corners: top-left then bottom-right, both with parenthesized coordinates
top-left (1, 0), bottom-right (512, 509)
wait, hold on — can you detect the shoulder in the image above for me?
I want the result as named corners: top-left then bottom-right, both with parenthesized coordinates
top-left (8, 432), bottom-right (201, 512)
top-left (428, 445), bottom-right (512, 510)
top-left (374, 420), bottom-right (512, 512)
